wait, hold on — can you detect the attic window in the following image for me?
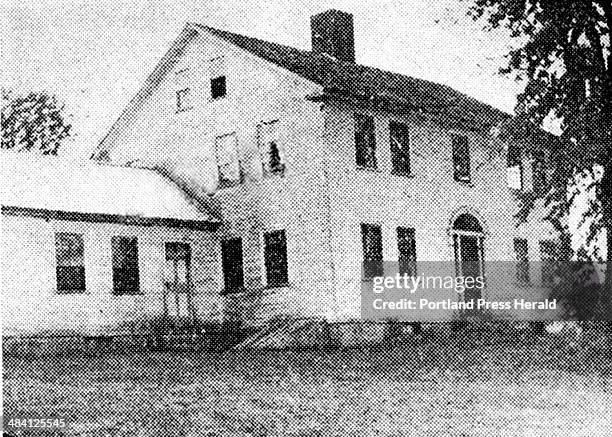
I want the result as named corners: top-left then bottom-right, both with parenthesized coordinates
top-left (209, 57), bottom-right (227, 99)
top-left (176, 88), bottom-right (192, 112)
top-left (258, 120), bottom-right (285, 176)
top-left (354, 113), bottom-right (377, 169)
top-left (215, 133), bottom-right (242, 188)
top-left (175, 68), bottom-right (192, 112)
top-left (451, 134), bottom-right (470, 182)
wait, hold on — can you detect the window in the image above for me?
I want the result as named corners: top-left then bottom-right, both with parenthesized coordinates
top-left (55, 233), bottom-right (85, 293)
top-left (397, 227), bottom-right (417, 277)
top-left (175, 68), bottom-right (192, 112)
top-left (361, 224), bottom-right (383, 279)
top-left (264, 230), bottom-right (289, 287)
top-left (221, 238), bottom-right (244, 293)
top-left (112, 236), bottom-right (140, 295)
top-left (258, 120), bottom-right (286, 176)
top-left (390, 121), bottom-right (411, 175)
top-left (451, 134), bottom-right (470, 182)
top-left (210, 57), bottom-right (226, 99)
top-left (215, 133), bottom-right (241, 187)
top-left (354, 113), bottom-right (377, 169)
top-left (539, 240), bottom-right (557, 286)
top-left (532, 158), bottom-right (547, 195)
top-left (176, 88), bottom-right (192, 112)
top-left (164, 242), bottom-right (190, 285)
top-left (507, 146), bottom-right (523, 190)
top-left (513, 238), bottom-right (530, 285)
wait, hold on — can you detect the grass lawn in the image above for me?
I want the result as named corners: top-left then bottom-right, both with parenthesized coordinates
top-left (3, 333), bottom-right (612, 436)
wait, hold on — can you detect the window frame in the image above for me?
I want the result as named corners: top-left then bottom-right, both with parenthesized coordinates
top-left (257, 120), bottom-right (286, 177)
top-left (451, 134), bottom-right (471, 183)
top-left (175, 88), bottom-right (192, 112)
top-left (215, 132), bottom-right (242, 188)
top-left (221, 237), bottom-right (245, 294)
top-left (263, 230), bottom-right (289, 288)
top-left (210, 76), bottom-right (227, 100)
top-left (506, 146), bottom-right (523, 190)
top-left (111, 236), bottom-right (141, 296)
top-left (396, 227), bottom-right (417, 277)
top-left (354, 113), bottom-right (377, 170)
top-left (361, 223), bottom-right (384, 280)
top-left (390, 121), bottom-right (411, 176)
top-left (55, 232), bottom-right (86, 294)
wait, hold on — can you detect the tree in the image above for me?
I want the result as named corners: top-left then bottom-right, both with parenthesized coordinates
top-left (468, 1), bottom-right (612, 313)
top-left (1, 90), bottom-right (72, 155)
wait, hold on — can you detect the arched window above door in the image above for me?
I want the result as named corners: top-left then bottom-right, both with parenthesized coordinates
top-left (452, 213), bottom-right (483, 233)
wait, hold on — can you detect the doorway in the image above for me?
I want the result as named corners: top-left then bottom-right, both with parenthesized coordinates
top-left (452, 213), bottom-right (485, 305)
top-left (164, 242), bottom-right (194, 324)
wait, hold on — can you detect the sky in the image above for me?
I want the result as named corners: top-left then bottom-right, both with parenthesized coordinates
top-left (1, 0), bottom-right (523, 160)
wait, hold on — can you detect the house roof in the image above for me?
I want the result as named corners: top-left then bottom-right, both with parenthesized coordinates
top-left (0, 152), bottom-right (219, 230)
top-left (192, 23), bottom-right (511, 130)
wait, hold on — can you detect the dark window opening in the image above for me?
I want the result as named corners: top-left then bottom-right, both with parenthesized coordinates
top-left (55, 233), bottom-right (85, 293)
top-left (397, 227), bottom-right (417, 277)
top-left (513, 238), bottom-right (530, 285)
top-left (390, 121), bottom-right (411, 175)
top-left (354, 113), bottom-right (377, 169)
top-left (112, 236), bottom-right (140, 295)
top-left (452, 134), bottom-right (470, 182)
top-left (539, 240), bottom-right (558, 286)
top-left (264, 230), bottom-right (289, 287)
top-left (361, 224), bottom-right (383, 279)
top-left (221, 238), bottom-right (245, 294)
top-left (211, 76), bottom-right (227, 99)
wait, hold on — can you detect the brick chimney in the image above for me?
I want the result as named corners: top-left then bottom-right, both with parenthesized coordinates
top-left (310, 10), bottom-right (355, 63)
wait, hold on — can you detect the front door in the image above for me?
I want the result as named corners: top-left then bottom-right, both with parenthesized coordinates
top-left (164, 242), bottom-right (193, 323)
top-left (454, 233), bottom-right (484, 305)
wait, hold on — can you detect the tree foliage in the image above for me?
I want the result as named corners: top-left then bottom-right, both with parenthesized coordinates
top-left (470, 1), bottom-right (610, 241)
top-left (1, 90), bottom-right (72, 155)
top-left (468, 1), bottom-right (611, 317)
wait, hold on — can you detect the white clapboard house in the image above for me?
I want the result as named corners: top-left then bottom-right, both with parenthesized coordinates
top-left (2, 10), bottom-right (560, 337)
